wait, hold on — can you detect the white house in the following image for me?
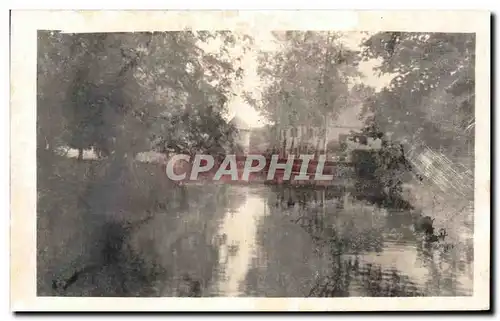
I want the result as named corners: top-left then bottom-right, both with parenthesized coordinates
top-left (277, 122), bottom-right (382, 157)
top-left (278, 125), bottom-right (324, 153)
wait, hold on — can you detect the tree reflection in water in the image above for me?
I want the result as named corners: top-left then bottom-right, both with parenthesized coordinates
top-left (52, 183), bottom-right (472, 297)
top-left (266, 186), bottom-right (473, 297)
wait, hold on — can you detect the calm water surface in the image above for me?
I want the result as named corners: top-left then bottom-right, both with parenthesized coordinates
top-left (56, 184), bottom-right (473, 297)
top-left (142, 185), bottom-right (473, 297)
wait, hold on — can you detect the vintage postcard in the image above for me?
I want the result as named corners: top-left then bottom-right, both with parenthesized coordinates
top-left (10, 10), bottom-right (490, 311)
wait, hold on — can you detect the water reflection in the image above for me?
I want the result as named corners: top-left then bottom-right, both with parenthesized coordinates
top-left (208, 185), bottom-right (473, 297)
top-left (54, 184), bottom-right (473, 297)
top-left (212, 189), bottom-right (268, 296)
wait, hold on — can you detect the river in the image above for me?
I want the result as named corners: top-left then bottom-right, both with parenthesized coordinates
top-left (56, 183), bottom-right (473, 297)
top-left (128, 184), bottom-right (473, 297)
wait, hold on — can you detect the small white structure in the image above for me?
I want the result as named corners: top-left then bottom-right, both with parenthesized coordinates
top-left (279, 126), bottom-right (324, 152)
top-left (229, 114), bottom-right (252, 154)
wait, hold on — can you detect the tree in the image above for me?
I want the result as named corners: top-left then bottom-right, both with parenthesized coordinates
top-left (360, 32), bottom-right (475, 159)
top-left (37, 31), bottom-right (249, 160)
top-left (37, 31), bottom-right (76, 157)
top-left (37, 31), bottom-right (252, 296)
top-left (247, 31), bottom-right (361, 154)
top-left (135, 31), bottom-right (247, 156)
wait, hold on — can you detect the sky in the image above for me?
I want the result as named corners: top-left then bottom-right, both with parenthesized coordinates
top-left (216, 31), bottom-right (395, 129)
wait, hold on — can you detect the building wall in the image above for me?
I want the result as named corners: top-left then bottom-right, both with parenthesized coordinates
top-left (278, 124), bottom-right (381, 155)
top-left (279, 126), bottom-right (326, 153)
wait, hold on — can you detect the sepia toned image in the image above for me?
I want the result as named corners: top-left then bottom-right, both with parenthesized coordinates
top-left (10, 11), bottom-right (490, 311)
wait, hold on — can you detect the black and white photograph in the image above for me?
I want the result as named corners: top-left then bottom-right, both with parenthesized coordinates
top-left (10, 10), bottom-right (490, 311)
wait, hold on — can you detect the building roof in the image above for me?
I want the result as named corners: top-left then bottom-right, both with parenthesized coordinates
top-left (229, 114), bottom-right (252, 130)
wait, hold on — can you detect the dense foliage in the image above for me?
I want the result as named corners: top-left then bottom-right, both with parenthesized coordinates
top-left (37, 31), bottom-right (247, 160)
top-left (360, 32), bottom-right (475, 158)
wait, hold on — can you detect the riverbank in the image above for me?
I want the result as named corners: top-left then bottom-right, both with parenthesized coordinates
top-left (37, 155), bottom-right (179, 295)
top-left (401, 179), bottom-right (474, 293)
top-left (404, 148), bottom-right (474, 241)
